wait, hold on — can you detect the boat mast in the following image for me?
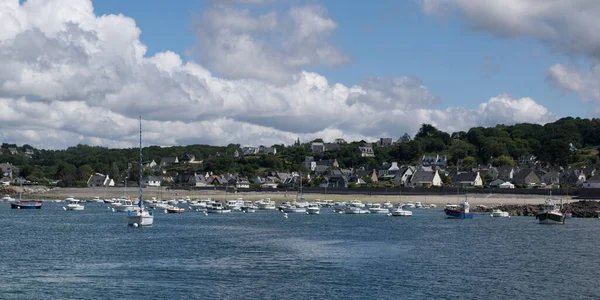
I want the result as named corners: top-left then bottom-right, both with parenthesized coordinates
top-left (138, 116), bottom-right (143, 208)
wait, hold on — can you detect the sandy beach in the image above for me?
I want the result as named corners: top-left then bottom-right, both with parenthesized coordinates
top-left (23, 186), bottom-right (572, 206)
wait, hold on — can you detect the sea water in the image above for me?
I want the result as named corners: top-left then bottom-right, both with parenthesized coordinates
top-left (0, 202), bottom-right (598, 299)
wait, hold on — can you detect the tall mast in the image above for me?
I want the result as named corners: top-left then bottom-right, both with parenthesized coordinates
top-left (138, 116), bottom-right (143, 207)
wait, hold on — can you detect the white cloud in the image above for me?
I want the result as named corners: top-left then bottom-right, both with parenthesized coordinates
top-left (547, 64), bottom-right (600, 105)
top-left (194, 3), bottom-right (349, 84)
top-left (0, 0), bottom-right (556, 150)
top-left (421, 0), bottom-right (600, 60)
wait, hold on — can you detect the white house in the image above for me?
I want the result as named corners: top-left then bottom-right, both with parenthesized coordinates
top-left (499, 182), bottom-right (515, 189)
top-left (87, 173), bottom-right (115, 187)
top-left (583, 174), bottom-right (600, 188)
top-left (144, 176), bottom-right (162, 187)
top-left (409, 169), bottom-right (442, 188)
top-left (394, 167), bottom-right (415, 186)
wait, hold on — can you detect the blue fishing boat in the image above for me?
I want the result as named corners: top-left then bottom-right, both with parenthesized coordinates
top-left (444, 196), bottom-right (473, 219)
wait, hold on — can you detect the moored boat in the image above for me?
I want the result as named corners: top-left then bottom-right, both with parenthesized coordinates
top-left (166, 205), bottom-right (185, 214)
top-left (206, 202), bottom-right (231, 214)
top-left (390, 205), bottom-right (412, 216)
top-left (64, 199), bottom-right (85, 211)
top-left (444, 198), bottom-right (473, 219)
top-left (11, 199), bottom-right (43, 209)
top-left (344, 206), bottom-right (369, 214)
top-left (490, 209), bottom-right (509, 218)
top-left (368, 203), bottom-right (390, 214)
top-left (306, 203), bottom-right (320, 215)
top-left (536, 197), bottom-right (565, 224)
top-left (126, 117), bottom-right (153, 227)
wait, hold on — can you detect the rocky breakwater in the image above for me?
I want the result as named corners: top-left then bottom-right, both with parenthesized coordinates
top-left (475, 201), bottom-right (600, 218)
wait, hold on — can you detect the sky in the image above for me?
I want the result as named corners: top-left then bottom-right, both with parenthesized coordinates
top-left (0, 0), bottom-right (598, 149)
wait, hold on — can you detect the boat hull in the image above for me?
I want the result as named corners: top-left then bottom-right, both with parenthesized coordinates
top-left (391, 210), bottom-right (412, 216)
top-left (537, 212), bottom-right (564, 224)
top-left (444, 209), bottom-right (473, 219)
top-left (11, 200), bottom-right (43, 209)
top-left (206, 209), bottom-right (231, 214)
top-left (306, 208), bottom-right (320, 214)
top-left (491, 212), bottom-right (509, 217)
top-left (66, 205), bottom-right (85, 211)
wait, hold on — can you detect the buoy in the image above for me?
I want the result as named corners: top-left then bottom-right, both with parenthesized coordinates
top-left (107, 207), bottom-right (111, 210)
top-left (63, 207), bottom-right (66, 211)
top-left (306, 212), bottom-right (309, 215)
top-left (283, 213), bottom-right (288, 219)
top-left (387, 213), bottom-right (392, 217)
top-left (164, 209), bottom-right (167, 214)
top-left (203, 211), bottom-right (208, 216)
top-left (133, 223), bottom-right (139, 227)
top-left (111, 208), bottom-right (115, 212)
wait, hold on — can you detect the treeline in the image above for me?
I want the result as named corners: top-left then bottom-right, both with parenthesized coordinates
top-left (1, 117), bottom-right (600, 186)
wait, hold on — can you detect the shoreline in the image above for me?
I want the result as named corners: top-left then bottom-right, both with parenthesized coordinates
top-left (21, 186), bottom-right (578, 206)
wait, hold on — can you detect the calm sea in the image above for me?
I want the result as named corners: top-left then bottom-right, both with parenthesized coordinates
top-left (0, 202), bottom-right (598, 300)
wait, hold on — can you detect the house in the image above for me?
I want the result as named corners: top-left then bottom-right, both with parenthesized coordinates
top-left (421, 154), bottom-right (447, 167)
top-left (175, 173), bottom-right (208, 187)
top-left (208, 175), bottom-right (225, 185)
top-left (143, 176), bottom-right (162, 187)
top-left (319, 175), bottom-right (349, 188)
top-left (541, 171), bottom-right (560, 186)
top-left (24, 149), bottom-right (34, 157)
top-left (512, 169), bottom-right (542, 187)
top-left (8, 147), bottom-right (18, 155)
top-left (583, 173), bottom-right (600, 188)
top-left (1, 177), bottom-right (11, 186)
top-left (376, 138), bottom-right (393, 147)
top-left (181, 153), bottom-right (196, 163)
top-left (561, 169), bottom-right (586, 187)
top-left (87, 173), bottom-right (115, 187)
top-left (357, 145), bottom-right (375, 157)
top-left (311, 142), bottom-right (325, 153)
top-left (356, 169), bottom-right (378, 183)
top-left (452, 171), bottom-right (483, 187)
top-left (160, 157), bottom-right (179, 167)
top-left (377, 162), bottom-right (400, 177)
top-left (228, 177), bottom-right (250, 189)
top-left (496, 166), bottom-right (517, 182)
top-left (518, 154), bottom-right (537, 166)
top-left (478, 167), bottom-right (499, 180)
top-left (258, 145), bottom-right (277, 155)
top-left (242, 147), bottom-right (259, 155)
top-left (488, 178), bottom-right (505, 187)
top-left (334, 138), bottom-right (346, 144)
top-left (409, 169), bottom-right (442, 188)
top-left (143, 160), bottom-right (158, 168)
top-left (348, 175), bottom-right (366, 185)
top-left (314, 159), bottom-right (338, 174)
top-left (0, 162), bottom-right (15, 179)
top-left (304, 156), bottom-right (316, 172)
top-left (394, 166), bottom-right (415, 186)
top-left (234, 150), bottom-right (240, 158)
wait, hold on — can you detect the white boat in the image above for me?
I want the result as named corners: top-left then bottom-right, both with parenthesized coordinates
top-left (365, 202), bottom-right (374, 208)
top-left (390, 206), bottom-right (413, 216)
top-left (226, 199), bottom-right (245, 211)
top-left (64, 199), bottom-right (84, 211)
top-left (1, 195), bottom-right (15, 202)
top-left (206, 202), bottom-right (231, 214)
top-left (348, 200), bottom-right (365, 208)
top-left (112, 199), bottom-right (140, 213)
top-left (150, 201), bottom-right (169, 210)
top-left (282, 205), bottom-right (306, 213)
top-left (415, 202), bottom-right (423, 208)
top-left (241, 202), bottom-right (257, 213)
top-left (320, 200), bottom-right (334, 207)
top-left (428, 204), bottom-right (437, 208)
top-left (490, 209), bottom-right (510, 218)
top-left (369, 203), bottom-right (390, 214)
top-left (536, 197), bottom-right (565, 224)
top-left (126, 117), bottom-right (153, 227)
top-left (382, 201), bottom-right (394, 209)
top-left (404, 202), bottom-right (415, 209)
top-left (344, 206), bottom-right (369, 214)
top-left (90, 196), bottom-right (104, 203)
top-left (306, 203), bottom-right (320, 215)
top-left (256, 199), bottom-right (277, 210)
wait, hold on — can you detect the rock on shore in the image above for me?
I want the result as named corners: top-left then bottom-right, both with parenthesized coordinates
top-left (475, 201), bottom-right (600, 218)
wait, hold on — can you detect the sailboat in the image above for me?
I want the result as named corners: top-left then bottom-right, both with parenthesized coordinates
top-left (11, 181), bottom-right (43, 209)
top-left (390, 188), bottom-right (412, 216)
top-left (127, 116), bottom-right (154, 227)
top-left (444, 187), bottom-right (473, 219)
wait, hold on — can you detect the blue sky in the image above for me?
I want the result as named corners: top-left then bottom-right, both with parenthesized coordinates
top-left (92, 0), bottom-right (584, 117)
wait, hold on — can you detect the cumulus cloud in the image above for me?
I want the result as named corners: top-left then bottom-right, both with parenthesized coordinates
top-left (547, 64), bottom-right (600, 105)
top-left (194, 3), bottom-right (349, 84)
top-left (421, 0), bottom-right (600, 60)
top-left (0, 0), bottom-right (555, 149)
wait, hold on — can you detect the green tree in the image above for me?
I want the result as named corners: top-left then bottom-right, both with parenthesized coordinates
top-left (462, 156), bottom-right (478, 169)
top-left (492, 155), bottom-right (516, 167)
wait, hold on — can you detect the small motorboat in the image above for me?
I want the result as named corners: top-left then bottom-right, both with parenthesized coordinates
top-left (344, 206), bottom-right (369, 214)
top-left (306, 203), bottom-right (320, 215)
top-left (166, 206), bottom-right (185, 214)
top-left (490, 209), bottom-right (509, 218)
top-left (64, 199), bottom-right (85, 211)
top-left (390, 205), bottom-right (412, 216)
top-left (368, 203), bottom-right (390, 214)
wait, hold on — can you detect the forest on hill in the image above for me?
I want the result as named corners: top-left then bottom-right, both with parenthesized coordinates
top-left (1, 117), bottom-right (600, 187)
